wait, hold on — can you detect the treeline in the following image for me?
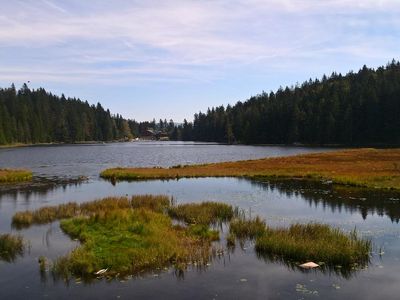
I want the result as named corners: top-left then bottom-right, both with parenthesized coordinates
top-left (172, 61), bottom-right (400, 145)
top-left (0, 84), bottom-right (141, 145)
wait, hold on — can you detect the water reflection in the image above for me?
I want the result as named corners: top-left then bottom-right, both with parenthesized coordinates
top-left (246, 179), bottom-right (400, 223)
top-left (0, 177), bottom-right (87, 200)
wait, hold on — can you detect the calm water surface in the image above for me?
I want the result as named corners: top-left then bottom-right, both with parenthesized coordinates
top-left (0, 142), bottom-right (399, 299)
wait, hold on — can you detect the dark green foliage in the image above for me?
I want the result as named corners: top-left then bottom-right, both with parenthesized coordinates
top-left (0, 85), bottom-right (137, 144)
top-left (171, 61), bottom-right (400, 145)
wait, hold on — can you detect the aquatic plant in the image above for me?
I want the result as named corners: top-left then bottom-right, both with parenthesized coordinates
top-left (11, 195), bottom-right (372, 280)
top-left (167, 202), bottom-right (234, 225)
top-left (12, 203), bottom-right (79, 228)
top-left (0, 234), bottom-right (24, 262)
top-left (255, 223), bottom-right (371, 267)
top-left (100, 148), bottom-right (400, 190)
top-left (0, 169), bottom-right (32, 183)
top-left (12, 195), bottom-right (172, 229)
top-left (53, 208), bottom-right (215, 280)
top-left (229, 216), bottom-right (266, 240)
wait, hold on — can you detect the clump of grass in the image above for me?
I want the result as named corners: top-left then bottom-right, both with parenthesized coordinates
top-left (0, 234), bottom-right (24, 262)
top-left (187, 224), bottom-right (220, 241)
top-left (38, 256), bottom-right (47, 272)
top-left (0, 169), bottom-right (32, 183)
top-left (255, 223), bottom-right (371, 267)
top-left (168, 202), bottom-right (234, 225)
top-left (130, 194), bottom-right (172, 212)
top-left (12, 203), bottom-right (79, 229)
top-left (229, 216), bottom-right (266, 240)
top-left (53, 208), bottom-right (214, 279)
top-left (12, 195), bottom-right (172, 229)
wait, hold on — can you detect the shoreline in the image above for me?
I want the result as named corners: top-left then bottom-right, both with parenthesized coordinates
top-left (100, 148), bottom-right (400, 191)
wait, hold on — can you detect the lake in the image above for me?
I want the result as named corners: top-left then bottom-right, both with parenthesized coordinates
top-left (0, 142), bottom-right (399, 299)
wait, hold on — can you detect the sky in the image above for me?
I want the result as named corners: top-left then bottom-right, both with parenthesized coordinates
top-left (1, 0), bottom-right (400, 121)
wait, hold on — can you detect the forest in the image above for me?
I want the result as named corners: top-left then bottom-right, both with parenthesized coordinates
top-left (172, 61), bottom-right (400, 145)
top-left (0, 84), bottom-right (160, 145)
top-left (1, 61), bottom-right (399, 145)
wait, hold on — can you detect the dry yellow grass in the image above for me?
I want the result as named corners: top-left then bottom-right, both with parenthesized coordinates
top-left (101, 148), bottom-right (400, 190)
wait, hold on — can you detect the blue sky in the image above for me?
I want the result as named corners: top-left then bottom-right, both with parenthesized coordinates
top-left (1, 0), bottom-right (399, 121)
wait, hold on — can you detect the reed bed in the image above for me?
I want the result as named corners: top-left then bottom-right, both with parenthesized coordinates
top-left (11, 195), bottom-right (371, 279)
top-left (0, 169), bottom-right (32, 183)
top-left (229, 216), bottom-right (266, 240)
top-left (10, 195), bottom-right (224, 279)
top-left (167, 202), bottom-right (234, 225)
top-left (0, 234), bottom-right (24, 262)
top-left (255, 223), bottom-right (371, 267)
top-left (53, 208), bottom-right (214, 279)
top-left (100, 148), bottom-right (400, 190)
top-left (12, 195), bottom-right (172, 228)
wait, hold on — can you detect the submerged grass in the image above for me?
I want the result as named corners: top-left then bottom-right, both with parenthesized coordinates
top-left (0, 169), bottom-right (32, 183)
top-left (0, 234), bottom-right (24, 262)
top-left (100, 148), bottom-right (400, 190)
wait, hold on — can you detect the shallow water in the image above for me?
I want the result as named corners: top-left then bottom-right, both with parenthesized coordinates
top-left (0, 142), bottom-right (399, 299)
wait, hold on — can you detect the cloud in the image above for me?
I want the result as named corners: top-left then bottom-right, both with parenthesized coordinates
top-left (0, 0), bottom-right (399, 85)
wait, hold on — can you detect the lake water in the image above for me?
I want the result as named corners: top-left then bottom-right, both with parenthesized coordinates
top-left (0, 142), bottom-right (399, 299)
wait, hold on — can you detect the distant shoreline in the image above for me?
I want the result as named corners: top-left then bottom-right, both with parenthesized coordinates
top-left (1, 140), bottom-right (399, 150)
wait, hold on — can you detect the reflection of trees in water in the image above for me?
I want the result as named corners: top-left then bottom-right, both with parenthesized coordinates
top-left (0, 176), bottom-right (86, 202)
top-left (245, 178), bottom-right (400, 223)
top-left (255, 250), bottom-right (366, 280)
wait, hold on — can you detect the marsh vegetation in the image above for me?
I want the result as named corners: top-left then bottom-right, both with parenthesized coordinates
top-left (12, 195), bottom-right (372, 280)
top-left (0, 169), bottom-right (32, 183)
top-left (100, 148), bottom-right (400, 190)
top-left (0, 234), bottom-right (24, 262)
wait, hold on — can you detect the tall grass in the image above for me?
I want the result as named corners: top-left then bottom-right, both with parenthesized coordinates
top-left (12, 195), bottom-right (372, 279)
top-left (0, 169), bottom-right (32, 183)
top-left (12, 195), bottom-right (172, 229)
top-left (0, 234), bottom-right (24, 262)
top-left (53, 208), bottom-right (215, 280)
top-left (168, 202), bottom-right (234, 225)
top-left (229, 216), bottom-right (266, 240)
top-left (255, 223), bottom-right (371, 267)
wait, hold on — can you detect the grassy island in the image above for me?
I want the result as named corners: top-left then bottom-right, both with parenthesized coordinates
top-left (100, 148), bottom-right (400, 190)
top-left (0, 169), bottom-right (32, 183)
top-left (12, 195), bottom-right (371, 279)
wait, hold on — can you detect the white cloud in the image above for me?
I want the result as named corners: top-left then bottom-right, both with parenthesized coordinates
top-left (0, 0), bottom-right (399, 84)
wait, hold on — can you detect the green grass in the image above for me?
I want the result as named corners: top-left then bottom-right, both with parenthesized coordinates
top-left (12, 195), bottom-right (372, 279)
top-left (167, 202), bottom-right (234, 225)
top-left (10, 195), bottom-right (224, 280)
top-left (229, 216), bottom-right (266, 240)
top-left (255, 223), bottom-right (371, 267)
top-left (0, 169), bottom-right (32, 183)
top-left (0, 234), bottom-right (24, 262)
top-left (12, 195), bottom-right (172, 229)
top-left (54, 208), bottom-right (213, 279)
